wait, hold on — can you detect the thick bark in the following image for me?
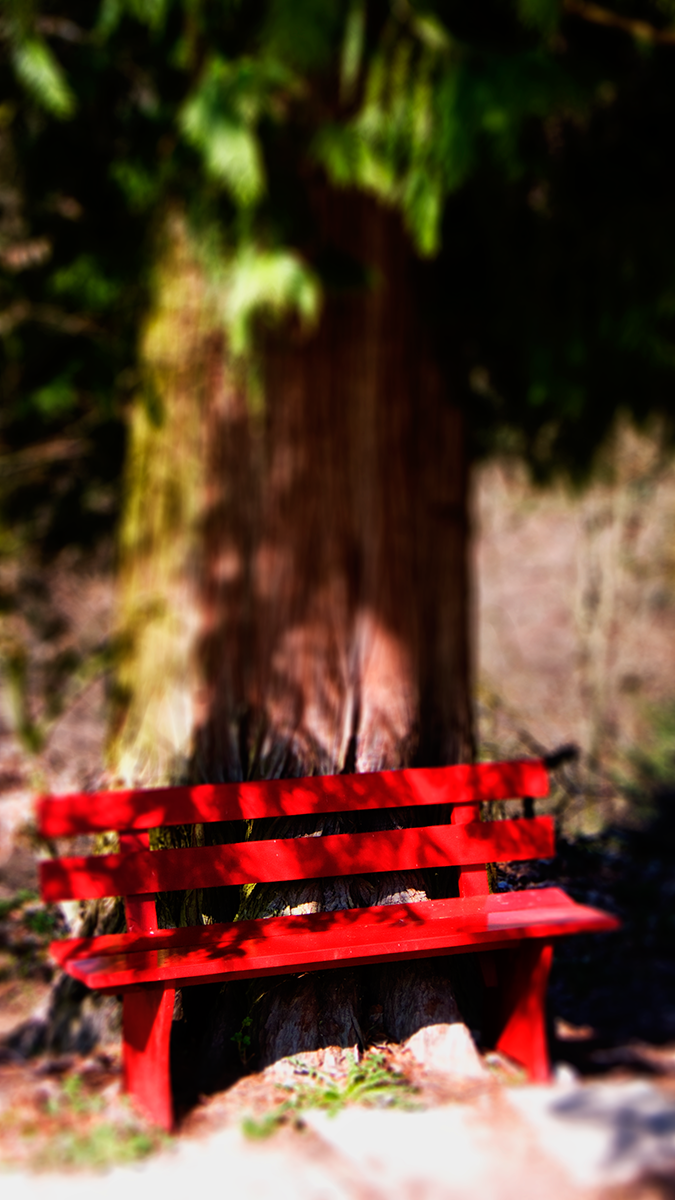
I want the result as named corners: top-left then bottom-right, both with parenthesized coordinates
top-left (252, 189), bottom-right (472, 775)
top-left (256, 969), bottom-right (366, 1073)
top-left (43, 194), bottom-right (475, 1077)
top-left (199, 191), bottom-right (474, 1071)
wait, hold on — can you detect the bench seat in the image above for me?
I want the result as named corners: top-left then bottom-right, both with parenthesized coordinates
top-left (51, 887), bottom-right (617, 992)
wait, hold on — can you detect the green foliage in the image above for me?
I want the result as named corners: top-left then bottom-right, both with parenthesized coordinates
top-left (288, 1051), bottom-right (419, 1112)
top-left (261, 0), bottom-right (344, 72)
top-left (25, 377), bottom-right (78, 419)
top-left (3, 643), bottom-right (45, 752)
top-left (1, 0), bottom-right (675, 506)
top-left (49, 256), bottom-right (122, 312)
top-left (31, 1072), bottom-right (164, 1171)
top-left (619, 700), bottom-right (675, 817)
top-left (11, 37), bottom-right (75, 118)
top-left (47, 1073), bottom-right (98, 1116)
top-left (110, 160), bottom-right (162, 211)
top-left (241, 1108), bottom-right (291, 1139)
top-left (180, 56), bottom-right (278, 206)
top-left (242, 1050), bottom-right (419, 1138)
top-left (225, 245), bottom-right (321, 354)
top-left (313, 9), bottom-right (583, 255)
top-left (96, 0), bottom-right (171, 38)
top-left (231, 1013), bottom-right (253, 1062)
top-left (517, 0), bottom-right (561, 35)
top-left (341, 1), bottom-right (366, 100)
top-left (23, 905), bottom-right (58, 935)
top-left (0, 889), bottom-right (38, 920)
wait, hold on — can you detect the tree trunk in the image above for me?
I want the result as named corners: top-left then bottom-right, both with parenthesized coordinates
top-left (195, 189), bottom-right (475, 1073)
top-left (39, 191), bottom-right (476, 1079)
top-left (251, 187), bottom-right (472, 775)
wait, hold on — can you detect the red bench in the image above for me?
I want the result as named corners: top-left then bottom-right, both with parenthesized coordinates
top-left (37, 758), bottom-right (618, 1129)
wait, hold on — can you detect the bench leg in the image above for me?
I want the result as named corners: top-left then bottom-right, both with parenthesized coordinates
top-left (123, 986), bottom-right (175, 1131)
top-left (492, 941), bottom-right (553, 1082)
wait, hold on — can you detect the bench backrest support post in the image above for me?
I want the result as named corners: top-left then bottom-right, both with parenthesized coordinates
top-left (450, 802), bottom-right (490, 897)
top-left (120, 832), bottom-right (158, 934)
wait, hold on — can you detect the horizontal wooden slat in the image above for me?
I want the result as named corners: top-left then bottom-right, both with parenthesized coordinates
top-left (36, 759), bottom-right (549, 837)
top-left (50, 888), bottom-right (619, 991)
top-left (40, 816), bottom-right (555, 902)
top-left (48, 888), bottom-right (595, 963)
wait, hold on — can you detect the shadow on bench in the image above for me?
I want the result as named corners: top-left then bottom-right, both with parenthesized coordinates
top-left (37, 757), bottom-right (619, 1129)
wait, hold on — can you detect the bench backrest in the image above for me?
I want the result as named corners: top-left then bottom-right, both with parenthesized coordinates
top-left (37, 759), bottom-right (553, 928)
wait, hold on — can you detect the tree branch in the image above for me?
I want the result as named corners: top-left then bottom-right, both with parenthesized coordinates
top-left (0, 302), bottom-right (99, 337)
top-left (564, 0), bottom-right (675, 44)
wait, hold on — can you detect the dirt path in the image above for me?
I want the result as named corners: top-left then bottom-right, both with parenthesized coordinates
top-left (2, 1050), bottom-right (675, 1199)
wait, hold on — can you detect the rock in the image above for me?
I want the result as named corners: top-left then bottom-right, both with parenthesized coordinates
top-left (403, 1022), bottom-right (487, 1079)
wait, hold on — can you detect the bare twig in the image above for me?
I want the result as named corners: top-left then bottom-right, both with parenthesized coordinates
top-left (564, 0), bottom-right (675, 45)
top-left (0, 438), bottom-right (88, 478)
top-left (36, 17), bottom-right (88, 43)
top-left (0, 301), bottom-right (99, 337)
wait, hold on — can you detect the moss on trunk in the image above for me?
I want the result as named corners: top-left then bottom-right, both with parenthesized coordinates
top-left (83, 191), bottom-right (475, 1082)
top-left (109, 211), bottom-right (218, 790)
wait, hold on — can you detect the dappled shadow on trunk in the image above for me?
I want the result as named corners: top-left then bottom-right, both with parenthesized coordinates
top-left (183, 188), bottom-right (475, 1083)
top-left (12, 194), bottom-right (473, 1078)
top-left (255, 968), bottom-right (365, 1072)
top-left (371, 959), bottom-right (462, 1043)
top-left (191, 186), bottom-right (472, 786)
top-left (171, 956), bottom-right (485, 1107)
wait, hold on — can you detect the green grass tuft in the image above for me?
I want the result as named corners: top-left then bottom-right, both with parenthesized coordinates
top-left (242, 1050), bottom-right (419, 1139)
top-left (0, 890), bottom-right (39, 921)
top-left (33, 1123), bottom-right (159, 1172)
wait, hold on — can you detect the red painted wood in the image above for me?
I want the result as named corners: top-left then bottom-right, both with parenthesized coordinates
top-left (37, 758), bottom-right (619, 1115)
top-left (125, 895), bottom-right (158, 935)
top-left (450, 802), bottom-right (490, 897)
top-left (50, 888), bottom-right (580, 965)
top-left (36, 759), bottom-right (550, 837)
top-left (495, 942), bottom-right (554, 1082)
top-left (120, 832), bottom-right (150, 850)
top-left (40, 816), bottom-right (557, 902)
top-left (50, 890), bottom-right (618, 992)
top-left (120, 833), bottom-right (157, 934)
top-left (48, 888), bottom-right (587, 964)
top-left (122, 985), bottom-right (174, 1130)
